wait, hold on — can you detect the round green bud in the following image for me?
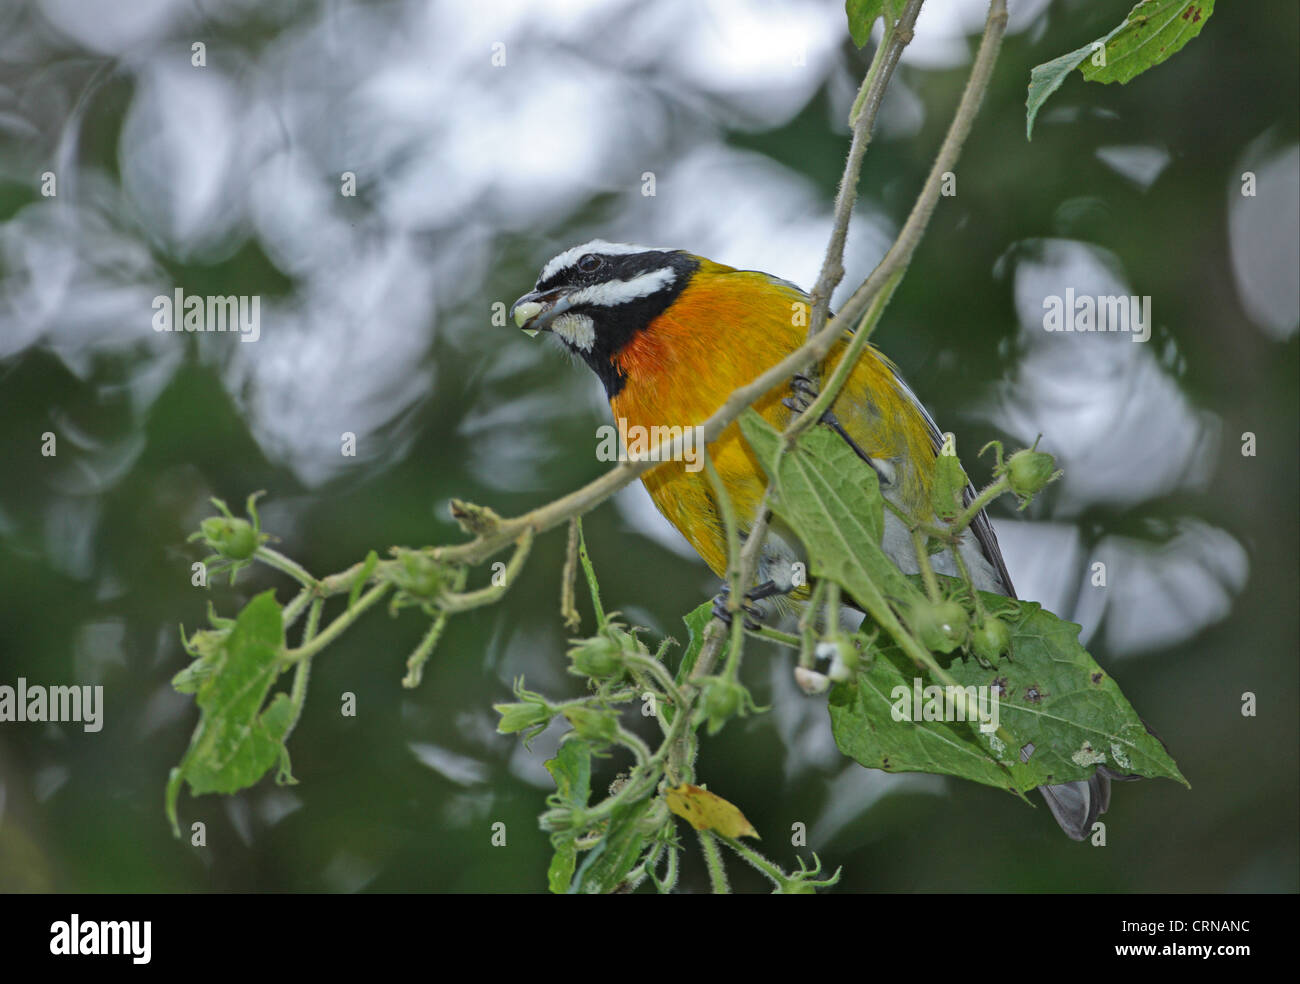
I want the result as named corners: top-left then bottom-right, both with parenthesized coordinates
top-left (971, 617), bottom-right (1012, 661)
top-left (568, 635), bottom-right (625, 679)
top-left (1005, 448), bottom-right (1058, 499)
top-left (912, 600), bottom-right (969, 654)
top-left (201, 517), bottom-right (258, 560)
top-left (702, 678), bottom-right (744, 722)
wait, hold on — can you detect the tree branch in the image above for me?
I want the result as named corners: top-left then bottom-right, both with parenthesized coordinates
top-left (806, 0), bottom-right (925, 352)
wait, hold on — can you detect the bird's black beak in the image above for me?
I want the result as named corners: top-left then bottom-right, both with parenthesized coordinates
top-left (509, 289), bottom-right (569, 338)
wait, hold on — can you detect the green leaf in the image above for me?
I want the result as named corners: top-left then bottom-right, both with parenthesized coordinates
top-left (931, 438), bottom-right (968, 522)
top-left (1081, 0), bottom-right (1214, 84)
top-left (739, 410), bottom-right (1184, 797)
top-left (739, 410), bottom-right (919, 620)
top-left (845, 0), bottom-right (907, 48)
top-left (570, 798), bottom-right (655, 894)
top-left (673, 600), bottom-right (715, 688)
top-left (548, 837), bottom-right (578, 895)
top-left (166, 591), bottom-right (293, 836)
top-left (828, 643), bottom-right (1017, 790)
top-left (1026, 1), bottom-right (1215, 139)
top-left (545, 740), bottom-right (593, 894)
top-left (1026, 45), bottom-right (1105, 142)
top-left (830, 595), bottom-right (1187, 792)
top-left (546, 738), bottom-right (592, 810)
top-left (349, 549), bottom-right (378, 609)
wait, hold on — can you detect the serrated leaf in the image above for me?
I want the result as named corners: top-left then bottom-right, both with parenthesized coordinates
top-left (1026, 45), bottom-right (1105, 142)
top-left (1027, 1), bottom-right (1215, 139)
top-left (739, 410), bottom-right (1183, 797)
top-left (951, 599), bottom-right (1186, 787)
top-left (828, 644), bottom-right (1018, 790)
top-left (830, 596), bottom-right (1185, 791)
top-left (832, 590), bottom-right (1190, 790)
top-left (666, 784), bottom-right (759, 839)
top-left (166, 591), bottom-right (292, 835)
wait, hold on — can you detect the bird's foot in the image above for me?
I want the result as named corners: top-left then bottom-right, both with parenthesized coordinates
top-left (711, 580), bottom-right (785, 630)
top-left (782, 373), bottom-right (819, 415)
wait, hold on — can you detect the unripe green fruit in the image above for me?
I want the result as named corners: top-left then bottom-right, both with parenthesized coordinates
top-left (971, 617), bottom-right (1012, 661)
top-left (1006, 449), bottom-right (1058, 499)
top-left (202, 517), bottom-right (258, 560)
top-left (913, 600), bottom-right (969, 654)
top-left (702, 679), bottom-right (743, 721)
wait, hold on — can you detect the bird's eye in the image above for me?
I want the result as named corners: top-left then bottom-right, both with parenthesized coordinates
top-left (577, 253), bottom-right (602, 273)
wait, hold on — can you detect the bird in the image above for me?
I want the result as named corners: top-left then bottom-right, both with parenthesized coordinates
top-left (510, 239), bottom-right (1123, 840)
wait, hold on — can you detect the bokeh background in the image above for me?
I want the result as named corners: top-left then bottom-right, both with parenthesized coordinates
top-left (0, 0), bottom-right (1296, 893)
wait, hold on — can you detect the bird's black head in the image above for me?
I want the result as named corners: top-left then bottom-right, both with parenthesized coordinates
top-left (509, 240), bottom-right (699, 396)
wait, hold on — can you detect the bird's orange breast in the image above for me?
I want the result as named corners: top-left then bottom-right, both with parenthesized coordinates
top-left (609, 261), bottom-right (936, 577)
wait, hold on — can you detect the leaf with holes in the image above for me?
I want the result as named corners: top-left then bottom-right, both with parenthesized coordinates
top-left (830, 598), bottom-right (1187, 792)
top-left (739, 410), bottom-right (1184, 794)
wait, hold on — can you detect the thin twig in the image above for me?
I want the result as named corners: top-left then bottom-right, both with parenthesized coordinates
top-left (806, 0), bottom-right (925, 352)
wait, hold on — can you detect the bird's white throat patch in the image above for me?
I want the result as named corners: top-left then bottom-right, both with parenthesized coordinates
top-left (552, 311), bottom-right (597, 352)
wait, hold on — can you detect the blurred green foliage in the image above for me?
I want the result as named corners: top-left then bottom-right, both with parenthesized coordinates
top-left (0, 1), bottom-right (1296, 892)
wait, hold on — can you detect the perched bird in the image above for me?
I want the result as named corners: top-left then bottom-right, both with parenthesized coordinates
top-left (510, 239), bottom-right (1121, 840)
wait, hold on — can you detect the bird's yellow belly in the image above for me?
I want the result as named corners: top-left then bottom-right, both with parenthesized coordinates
top-left (635, 387), bottom-right (789, 578)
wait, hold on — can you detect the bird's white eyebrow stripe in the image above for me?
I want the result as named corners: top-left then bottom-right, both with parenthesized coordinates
top-left (538, 239), bottom-right (665, 284)
top-left (566, 267), bottom-right (677, 307)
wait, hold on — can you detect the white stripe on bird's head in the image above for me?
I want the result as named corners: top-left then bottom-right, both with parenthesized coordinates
top-left (537, 240), bottom-right (667, 285)
top-left (565, 266), bottom-right (678, 308)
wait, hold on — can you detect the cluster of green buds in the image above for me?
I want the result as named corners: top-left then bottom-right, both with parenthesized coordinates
top-left (895, 436), bottom-right (1058, 665)
top-left (907, 595), bottom-right (1017, 663)
top-left (389, 548), bottom-right (461, 614)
